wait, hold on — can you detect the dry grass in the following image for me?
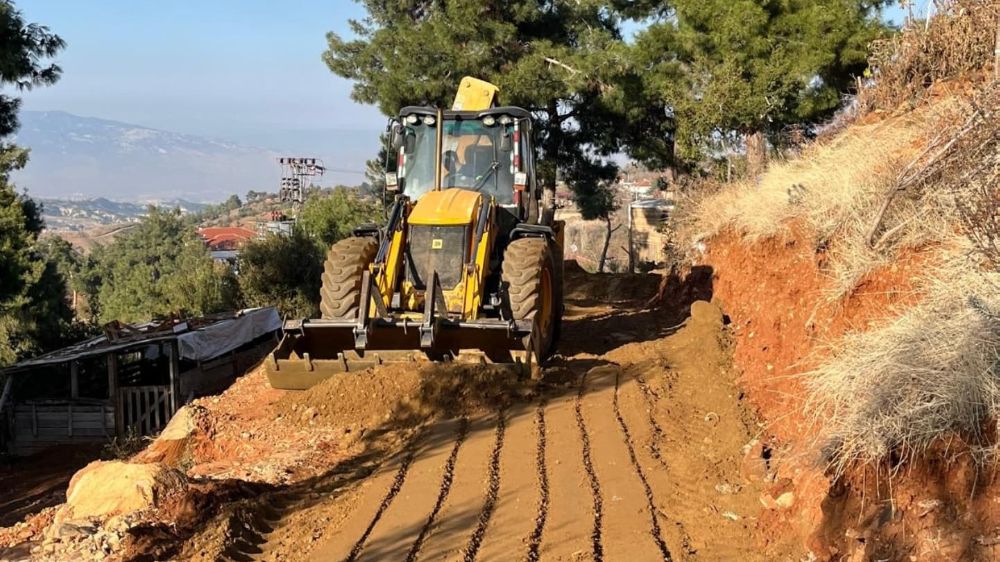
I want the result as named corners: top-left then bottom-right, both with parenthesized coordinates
top-left (806, 254), bottom-right (1000, 475)
top-left (859, 0), bottom-right (998, 113)
top-left (689, 103), bottom-right (960, 298)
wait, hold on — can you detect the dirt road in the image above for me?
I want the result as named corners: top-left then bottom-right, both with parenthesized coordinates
top-left (175, 269), bottom-right (802, 562)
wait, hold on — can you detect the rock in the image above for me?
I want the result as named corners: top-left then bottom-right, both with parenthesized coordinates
top-left (134, 405), bottom-right (206, 466)
top-left (760, 483), bottom-right (794, 510)
top-left (740, 439), bottom-right (770, 483)
top-left (715, 482), bottom-right (741, 495)
top-left (50, 521), bottom-right (98, 541)
top-left (917, 498), bottom-right (943, 517)
top-left (301, 407), bottom-right (318, 422)
top-left (775, 491), bottom-right (794, 509)
top-left (55, 461), bottom-right (188, 526)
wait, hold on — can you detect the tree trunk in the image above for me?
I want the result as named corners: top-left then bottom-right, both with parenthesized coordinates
top-left (745, 131), bottom-right (767, 179)
top-left (598, 216), bottom-right (612, 273)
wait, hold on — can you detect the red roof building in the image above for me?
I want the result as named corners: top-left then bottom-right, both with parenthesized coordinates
top-left (198, 227), bottom-right (256, 251)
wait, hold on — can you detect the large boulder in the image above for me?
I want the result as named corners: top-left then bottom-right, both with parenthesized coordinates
top-left (56, 461), bottom-right (187, 524)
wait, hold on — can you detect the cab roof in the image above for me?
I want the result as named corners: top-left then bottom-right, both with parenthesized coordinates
top-left (399, 105), bottom-right (531, 121)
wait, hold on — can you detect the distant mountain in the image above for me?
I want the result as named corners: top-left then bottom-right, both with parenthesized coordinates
top-left (39, 197), bottom-right (208, 231)
top-left (10, 111), bottom-right (381, 202)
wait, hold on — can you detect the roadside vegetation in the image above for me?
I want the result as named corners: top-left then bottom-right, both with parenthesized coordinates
top-left (682, 0), bottom-right (999, 474)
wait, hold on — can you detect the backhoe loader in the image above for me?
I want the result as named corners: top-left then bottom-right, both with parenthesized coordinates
top-left (266, 77), bottom-right (564, 390)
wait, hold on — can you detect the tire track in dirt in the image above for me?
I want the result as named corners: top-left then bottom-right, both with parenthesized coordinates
top-left (307, 420), bottom-right (462, 562)
top-left (212, 449), bottom-right (386, 562)
top-left (476, 401), bottom-right (544, 562)
top-left (580, 365), bottom-right (667, 561)
top-left (611, 369), bottom-right (673, 561)
top-left (539, 384), bottom-right (596, 561)
top-left (575, 370), bottom-right (605, 562)
top-left (404, 418), bottom-right (469, 562)
top-left (351, 418), bottom-right (465, 562)
top-left (345, 444), bottom-right (422, 562)
top-left (619, 361), bottom-right (756, 560)
top-left (634, 373), bottom-right (669, 471)
top-left (461, 410), bottom-right (506, 562)
top-left (413, 414), bottom-right (497, 561)
top-left (524, 400), bottom-right (548, 562)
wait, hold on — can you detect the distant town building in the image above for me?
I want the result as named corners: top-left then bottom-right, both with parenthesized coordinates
top-left (257, 211), bottom-right (295, 238)
top-left (198, 227), bottom-right (256, 251)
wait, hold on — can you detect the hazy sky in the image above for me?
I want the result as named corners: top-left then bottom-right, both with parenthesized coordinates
top-left (16, 0), bottom-right (911, 145)
top-left (17, 0), bottom-right (386, 140)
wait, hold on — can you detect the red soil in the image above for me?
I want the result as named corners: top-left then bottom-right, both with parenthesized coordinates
top-left (699, 224), bottom-right (952, 558)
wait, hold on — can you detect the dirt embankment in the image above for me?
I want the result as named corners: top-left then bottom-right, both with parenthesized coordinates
top-left (701, 227), bottom-right (1000, 560)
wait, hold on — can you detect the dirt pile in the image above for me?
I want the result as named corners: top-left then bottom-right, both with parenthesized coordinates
top-left (277, 362), bottom-right (532, 431)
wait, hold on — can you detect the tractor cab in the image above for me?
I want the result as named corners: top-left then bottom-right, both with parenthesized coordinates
top-left (388, 106), bottom-right (536, 223)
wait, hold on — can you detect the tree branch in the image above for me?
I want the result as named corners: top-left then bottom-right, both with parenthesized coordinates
top-left (543, 56), bottom-right (611, 92)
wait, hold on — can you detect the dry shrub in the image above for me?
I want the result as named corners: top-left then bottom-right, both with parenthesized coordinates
top-left (688, 104), bottom-right (958, 297)
top-left (806, 255), bottom-right (1000, 475)
top-left (945, 85), bottom-right (1000, 269)
top-left (686, 2), bottom-right (1000, 474)
top-left (859, 0), bottom-right (999, 112)
top-left (802, 14), bottom-right (1000, 473)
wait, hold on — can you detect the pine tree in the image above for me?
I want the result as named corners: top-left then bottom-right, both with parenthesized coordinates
top-left (90, 207), bottom-right (239, 323)
top-left (633, 0), bottom-right (889, 175)
top-left (0, 1), bottom-right (67, 365)
top-left (323, 0), bottom-right (672, 268)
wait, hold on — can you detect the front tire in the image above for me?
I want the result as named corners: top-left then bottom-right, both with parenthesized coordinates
top-left (319, 236), bottom-right (378, 320)
top-left (503, 237), bottom-right (559, 361)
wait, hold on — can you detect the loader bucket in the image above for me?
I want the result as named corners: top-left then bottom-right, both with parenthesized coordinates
top-left (265, 317), bottom-right (536, 390)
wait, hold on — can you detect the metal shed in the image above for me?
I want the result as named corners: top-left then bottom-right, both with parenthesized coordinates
top-left (0, 307), bottom-right (280, 455)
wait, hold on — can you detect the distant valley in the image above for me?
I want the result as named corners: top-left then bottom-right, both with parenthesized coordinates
top-left (39, 197), bottom-right (208, 232)
top-left (11, 111), bottom-right (381, 202)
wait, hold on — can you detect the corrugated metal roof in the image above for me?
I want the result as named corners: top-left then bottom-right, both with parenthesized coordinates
top-left (0, 308), bottom-right (277, 375)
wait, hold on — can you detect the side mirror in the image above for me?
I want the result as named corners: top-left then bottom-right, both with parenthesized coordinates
top-left (403, 131), bottom-right (416, 155)
top-left (499, 130), bottom-right (512, 152)
top-left (389, 123), bottom-right (403, 151)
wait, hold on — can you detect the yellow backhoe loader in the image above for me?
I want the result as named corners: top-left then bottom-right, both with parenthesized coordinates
top-left (266, 77), bottom-right (564, 390)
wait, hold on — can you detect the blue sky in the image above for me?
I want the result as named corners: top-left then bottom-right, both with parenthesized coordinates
top-left (17, 0), bottom-right (912, 145)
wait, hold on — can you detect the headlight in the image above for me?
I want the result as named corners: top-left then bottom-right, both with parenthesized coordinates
top-left (405, 114), bottom-right (419, 125)
top-left (482, 116), bottom-right (496, 126)
top-left (423, 115), bottom-right (436, 125)
top-left (498, 115), bottom-right (512, 125)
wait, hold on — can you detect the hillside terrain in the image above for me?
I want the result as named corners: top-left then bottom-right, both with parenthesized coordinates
top-left (40, 197), bottom-right (207, 231)
top-left (11, 111), bottom-right (380, 202)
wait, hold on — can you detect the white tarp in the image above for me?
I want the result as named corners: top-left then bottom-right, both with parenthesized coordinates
top-left (177, 307), bottom-right (281, 362)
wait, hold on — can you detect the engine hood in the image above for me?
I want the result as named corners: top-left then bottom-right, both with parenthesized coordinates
top-left (408, 188), bottom-right (482, 226)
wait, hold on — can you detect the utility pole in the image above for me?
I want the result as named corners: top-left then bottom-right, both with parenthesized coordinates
top-left (627, 197), bottom-right (635, 274)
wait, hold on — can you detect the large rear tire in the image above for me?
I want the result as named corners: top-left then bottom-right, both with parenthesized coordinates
top-left (503, 237), bottom-right (559, 361)
top-left (319, 236), bottom-right (378, 320)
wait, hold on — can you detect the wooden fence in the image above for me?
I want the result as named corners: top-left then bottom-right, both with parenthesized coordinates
top-left (10, 401), bottom-right (114, 456)
top-left (118, 385), bottom-right (174, 436)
